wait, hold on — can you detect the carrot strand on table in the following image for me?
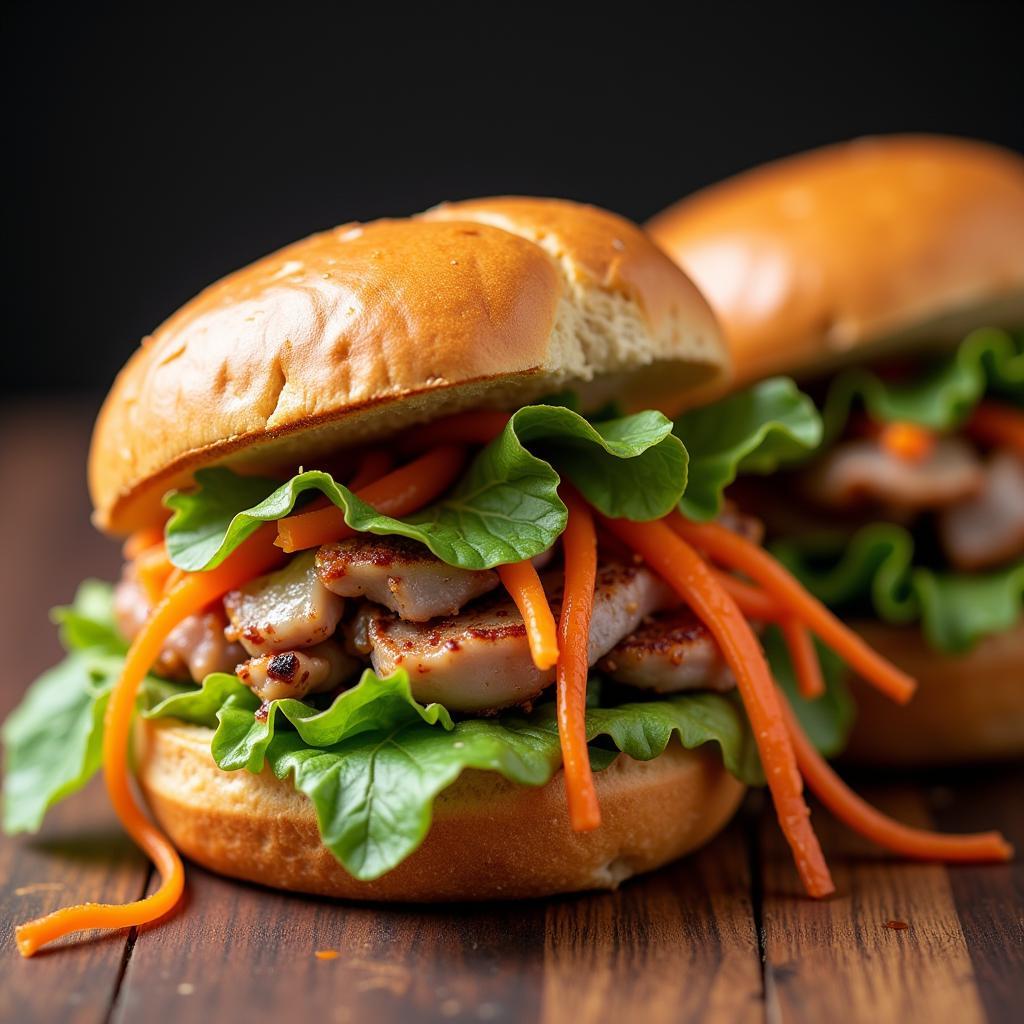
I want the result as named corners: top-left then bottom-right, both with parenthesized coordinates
top-left (276, 446), bottom-right (466, 552)
top-left (496, 561), bottom-right (560, 671)
top-left (599, 515), bottom-right (834, 898)
top-left (780, 699), bottom-right (1013, 863)
top-left (780, 618), bottom-right (826, 699)
top-left (15, 526), bottom-right (285, 957)
top-left (669, 517), bottom-right (917, 705)
top-left (555, 488), bottom-right (600, 831)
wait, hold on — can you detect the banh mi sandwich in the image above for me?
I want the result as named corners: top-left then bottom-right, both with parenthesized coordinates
top-left (648, 135), bottom-right (1024, 765)
top-left (3, 197), bottom-right (1011, 959)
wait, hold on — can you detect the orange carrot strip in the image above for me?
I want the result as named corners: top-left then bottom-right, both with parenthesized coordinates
top-left (780, 618), bottom-right (825, 699)
top-left (496, 561), bottom-right (560, 671)
top-left (556, 488), bottom-right (600, 831)
top-left (122, 525), bottom-right (165, 562)
top-left (16, 527), bottom-right (285, 957)
top-left (967, 401), bottom-right (1024, 458)
top-left (712, 571), bottom-right (783, 622)
top-left (162, 567), bottom-right (185, 595)
top-left (600, 515), bottom-right (834, 898)
top-left (347, 450), bottom-right (394, 491)
top-left (135, 544), bottom-right (174, 605)
top-left (398, 411), bottom-right (511, 452)
top-left (275, 446), bottom-right (467, 553)
top-left (669, 517), bottom-right (917, 706)
top-left (878, 422), bottom-right (936, 463)
top-left (781, 699), bottom-right (1013, 863)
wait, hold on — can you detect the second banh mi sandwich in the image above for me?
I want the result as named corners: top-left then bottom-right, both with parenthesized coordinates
top-left (3, 196), bottom-right (1011, 958)
top-left (648, 135), bottom-right (1024, 766)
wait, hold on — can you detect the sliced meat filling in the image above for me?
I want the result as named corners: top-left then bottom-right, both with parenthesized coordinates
top-left (236, 640), bottom-right (361, 703)
top-left (224, 551), bottom-right (345, 656)
top-left (802, 437), bottom-right (984, 513)
top-left (114, 573), bottom-right (245, 683)
top-left (938, 450), bottom-right (1024, 571)
top-left (316, 536), bottom-right (499, 621)
top-left (365, 562), bottom-right (675, 712)
top-left (599, 608), bottom-right (736, 693)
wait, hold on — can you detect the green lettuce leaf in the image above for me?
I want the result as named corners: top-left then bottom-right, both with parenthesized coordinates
top-left (820, 327), bottom-right (1024, 442)
top-left (144, 669), bottom-right (760, 880)
top-left (165, 405), bottom-right (687, 572)
top-left (145, 669), bottom-right (454, 772)
top-left (2, 652), bottom-right (117, 833)
top-left (52, 578), bottom-right (128, 655)
top-left (773, 524), bottom-right (1024, 653)
top-left (674, 378), bottom-right (823, 520)
top-left (1, 583), bottom-right (184, 834)
top-left (763, 627), bottom-right (854, 757)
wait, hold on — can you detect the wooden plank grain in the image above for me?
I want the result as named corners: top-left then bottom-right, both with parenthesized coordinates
top-left (1, 780), bottom-right (150, 1024)
top-left (112, 858), bottom-right (548, 1024)
top-left (112, 824), bottom-right (762, 1024)
top-left (758, 785), bottom-right (986, 1024)
top-left (1, 403), bottom-right (145, 1023)
top-left (929, 765), bottom-right (1024, 1024)
top-left (541, 819), bottom-right (762, 1024)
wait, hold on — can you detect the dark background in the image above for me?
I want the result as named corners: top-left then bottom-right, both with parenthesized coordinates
top-left (3, 3), bottom-right (1022, 398)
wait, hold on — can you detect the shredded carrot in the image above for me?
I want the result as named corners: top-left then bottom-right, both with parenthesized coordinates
top-left (496, 561), bottom-right (559, 671)
top-left (347, 450), bottom-right (394, 491)
top-left (135, 544), bottom-right (175, 605)
top-left (398, 411), bottom-right (511, 452)
top-left (122, 525), bottom-right (165, 562)
top-left (967, 401), bottom-right (1024, 459)
top-left (780, 618), bottom-right (825, 699)
top-left (15, 527), bottom-right (285, 957)
top-left (669, 517), bottom-right (917, 706)
top-left (555, 488), bottom-right (600, 831)
top-left (275, 446), bottom-right (467, 553)
top-left (711, 574), bottom-right (827, 700)
top-left (879, 421), bottom-right (936, 463)
top-left (780, 699), bottom-right (1013, 863)
top-left (162, 567), bottom-right (185, 595)
top-left (712, 571), bottom-right (783, 622)
top-left (600, 515), bottom-right (834, 898)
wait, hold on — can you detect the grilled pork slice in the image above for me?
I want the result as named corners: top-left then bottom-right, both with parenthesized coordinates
top-left (365, 562), bottom-right (675, 712)
top-left (224, 551), bottom-right (345, 656)
top-left (802, 437), bottom-right (984, 513)
top-left (114, 575), bottom-right (245, 683)
top-left (598, 608), bottom-right (735, 693)
top-left (235, 641), bottom-right (361, 703)
top-left (315, 536), bottom-right (499, 621)
top-left (938, 450), bottom-right (1024, 571)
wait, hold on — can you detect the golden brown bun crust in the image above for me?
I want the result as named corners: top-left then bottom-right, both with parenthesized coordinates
top-left (91, 197), bottom-right (726, 534)
top-left (135, 718), bottom-right (745, 900)
top-left (844, 619), bottom-right (1024, 766)
top-left (648, 135), bottom-right (1024, 389)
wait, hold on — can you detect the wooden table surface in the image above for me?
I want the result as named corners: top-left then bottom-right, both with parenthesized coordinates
top-left (2, 403), bottom-right (1021, 1024)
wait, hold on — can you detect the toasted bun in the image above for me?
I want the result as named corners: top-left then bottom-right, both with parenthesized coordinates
top-left (843, 619), bottom-right (1024, 766)
top-left (648, 135), bottom-right (1024, 389)
top-left (90, 197), bottom-right (726, 534)
top-left (135, 718), bottom-right (744, 900)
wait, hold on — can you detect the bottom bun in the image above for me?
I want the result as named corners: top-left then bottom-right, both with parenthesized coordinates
top-left (135, 719), bottom-right (746, 900)
top-left (844, 619), bottom-right (1024, 766)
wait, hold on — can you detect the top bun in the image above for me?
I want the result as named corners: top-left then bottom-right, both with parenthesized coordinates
top-left (90, 197), bottom-right (726, 534)
top-left (648, 135), bottom-right (1024, 389)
